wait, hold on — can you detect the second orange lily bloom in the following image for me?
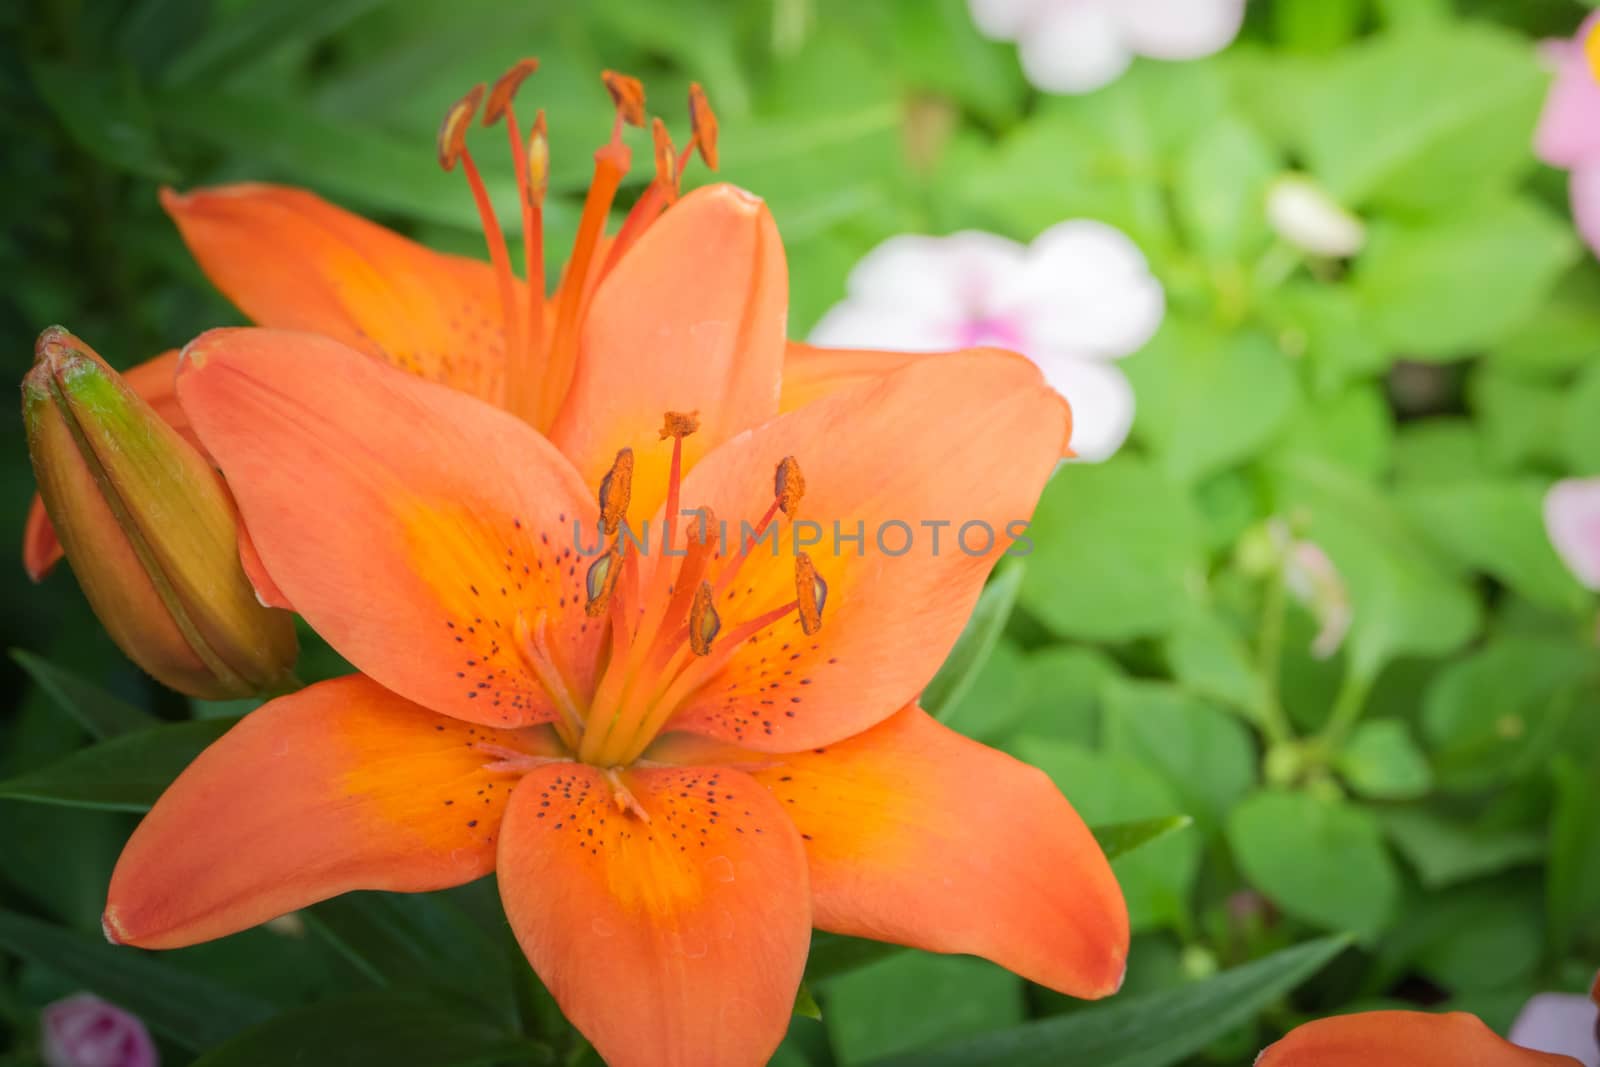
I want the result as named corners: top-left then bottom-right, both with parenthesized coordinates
top-left (98, 62), bottom-right (1127, 1067)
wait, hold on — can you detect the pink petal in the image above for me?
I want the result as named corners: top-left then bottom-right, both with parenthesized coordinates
top-left (1570, 163), bottom-right (1600, 260)
top-left (1535, 21), bottom-right (1600, 169)
top-left (1018, 3), bottom-right (1133, 94)
top-left (1118, 0), bottom-right (1245, 60)
top-left (1544, 477), bottom-right (1600, 590)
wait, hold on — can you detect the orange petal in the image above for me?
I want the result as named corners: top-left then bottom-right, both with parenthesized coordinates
top-left (664, 348), bottom-right (1068, 751)
top-left (1258, 1011), bottom-right (1582, 1066)
top-left (498, 762), bottom-right (810, 1067)
top-left (660, 706), bottom-right (1128, 997)
top-left (23, 350), bottom-right (188, 582)
top-left (778, 341), bottom-right (929, 413)
top-left (104, 674), bottom-right (557, 948)
top-left (177, 328), bottom-right (600, 728)
top-left (549, 184), bottom-right (787, 526)
top-left (163, 184), bottom-right (507, 403)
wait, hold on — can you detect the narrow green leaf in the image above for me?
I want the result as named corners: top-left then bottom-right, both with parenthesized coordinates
top-left (0, 718), bottom-right (235, 812)
top-left (864, 935), bottom-right (1350, 1067)
top-left (794, 983), bottom-right (822, 1021)
top-left (29, 62), bottom-right (177, 182)
top-left (0, 908), bottom-right (273, 1051)
top-left (806, 932), bottom-right (903, 982)
top-left (164, 0), bottom-right (396, 87)
top-left (191, 991), bottom-right (547, 1067)
top-left (925, 562), bottom-right (1025, 721)
top-left (1092, 815), bottom-right (1195, 861)
top-left (11, 649), bottom-right (159, 739)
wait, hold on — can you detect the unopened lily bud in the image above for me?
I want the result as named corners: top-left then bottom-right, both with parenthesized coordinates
top-left (41, 993), bottom-right (157, 1067)
top-left (23, 327), bottom-right (297, 698)
top-left (1266, 174), bottom-right (1367, 258)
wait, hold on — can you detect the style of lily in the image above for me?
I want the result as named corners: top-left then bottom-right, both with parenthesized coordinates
top-left (24, 60), bottom-right (1055, 583)
top-left (1256, 1009), bottom-right (1586, 1066)
top-left (105, 321), bottom-right (1128, 1066)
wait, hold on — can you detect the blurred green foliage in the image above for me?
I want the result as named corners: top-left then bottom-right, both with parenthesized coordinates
top-left (4, 0), bottom-right (1600, 1063)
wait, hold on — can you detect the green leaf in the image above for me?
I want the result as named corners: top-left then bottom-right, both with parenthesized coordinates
top-left (794, 982), bottom-right (822, 1021)
top-left (1398, 481), bottom-right (1589, 613)
top-left (30, 62), bottom-right (177, 182)
top-left (164, 0), bottom-right (398, 87)
top-left (863, 935), bottom-right (1350, 1067)
top-left (1381, 807), bottom-right (1546, 890)
top-left (305, 891), bottom-right (516, 1025)
top-left (0, 908), bottom-right (274, 1050)
top-left (1334, 720), bottom-right (1433, 800)
top-left (1262, 283), bottom-right (1388, 397)
top-left (1272, 0), bottom-right (1366, 52)
top-left (1101, 679), bottom-right (1255, 833)
top-left (10, 650), bottom-right (158, 739)
top-left (191, 991), bottom-right (543, 1067)
top-left (806, 933), bottom-right (903, 983)
top-left (1162, 611), bottom-right (1267, 722)
top-left (1092, 815), bottom-right (1195, 861)
top-left (1172, 117), bottom-right (1279, 263)
top-left (1226, 789), bottom-right (1400, 937)
top-left (1280, 385), bottom-right (1392, 482)
top-left (1125, 323), bottom-right (1298, 485)
top-left (1004, 647), bottom-right (1121, 747)
top-left (1547, 756), bottom-right (1600, 953)
top-left (1490, 272), bottom-right (1600, 380)
top-left (1017, 741), bottom-right (1198, 933)
top-left (1021, 458), bottom-right (1201, 642)
top-left (0, 718), bottom-right (235, 812)
top-left (938, 640), bottom-right (1027, 743)
top-left (924, 562), bottom-right (1024, 722)
top-left (1470, 368), bottom-right (1571, 471)
top-left (1301, 24), bottom-right (1545, 210)
top-left (1353, 198), bottom-right (1578, 359)
top-left (1563, 361), bottom-right (1600, 476)
top-left (1271, 455), bottom-right (1478, 679)
top-left (1392, 419), bottom-right (1489, 487)
top-left (823, 952), bottom-right (1023, 1066)
top-left (1422, 638), bottom-right (1596, 791)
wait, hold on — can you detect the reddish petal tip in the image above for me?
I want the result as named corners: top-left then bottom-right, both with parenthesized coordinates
top-left (101, 908), bottom-right (127, 945)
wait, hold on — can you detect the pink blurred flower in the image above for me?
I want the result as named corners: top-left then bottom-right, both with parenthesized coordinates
top-left (1535, 13), bottom-right (1600, 258)
top-left (809, 222), bottom-right (1164, 460)
top-left (1544, 477), bottom-right (1600, 591)
top-left (968, 0), bottom-right (1246, 94)
top-left (1508, 992), bottom-right (1599, 1066)
top-left (41, 994), bottom-right (158, 1067)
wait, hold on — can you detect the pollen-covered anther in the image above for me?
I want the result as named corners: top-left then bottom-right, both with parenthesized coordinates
top-left (605, 768), bottom-right (652, 823)
top-left (484, 57), bottom-right (539, 126)
top-left (795, 552), bottom-right (827, 636)
top-left (688, 83), bottom-right (720, 170)
top-left (651, 118), bottom-right (680, 204)
top-left (597, 447), bottom-right (634, 534)
top-left (602, 70), bottom-right (647, 127)
top-left (526, 110), bottom-right (550, 203)
top-left (659, 410), bottom-right (701, 441)
top-left (774, 455), bottom-right (805, 519)
top-left (437, 84), bottom-right (485, 170)
top-left (584, 541), bottom-right (625, 618)
top-left (689, 580), bottom-right (721, 656)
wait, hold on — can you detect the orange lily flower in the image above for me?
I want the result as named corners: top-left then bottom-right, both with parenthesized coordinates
top-left (22, 61), bottom-right (941, 582)
top-left (102, 316), bottom-right (1125, 1066)
top-left (1257, 1010), bottom-right (1584, 1066)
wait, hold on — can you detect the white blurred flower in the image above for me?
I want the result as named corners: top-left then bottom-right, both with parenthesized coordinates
top-left (1544, 477), bottom-right (1600, 590)
top-left (1266, 174), bottom-right (1367, 258)
top-left (1508, 992), bottom-right (1598, 1066)
top-left (969, 0), bottom-right (1247, 94)
top-left (809, 222), bottom-right (1165, 460)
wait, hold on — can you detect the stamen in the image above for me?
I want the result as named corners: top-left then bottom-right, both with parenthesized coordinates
top-left (602, 71), bottom-right (647, 128)
top-left (688, 83), bottom-right (719, 170)
top-left (439, 83), bottom-right (522, 396)
top-left (659, 411), bottom-right (701, 440)
top-left (436, 84), bottom-right (483, 170)
top-left (598, 448), bottom-right (634, 534)
top-left (688, 581), bottom-right (721, 656)
top-left (652, 118), bottom-right (680, 205)
top-left (513, 610), bottom-right (584, 744)
top-left (775, 456), bottom-right (805, 519)
top-left (605, 767), bottom-right (652, 823)
top-left (584, 540), bottom-right (624, 618)
top-left (483, 58), bottom-right (539, 125)
top-left (795, 552), bottom-right (827, 635)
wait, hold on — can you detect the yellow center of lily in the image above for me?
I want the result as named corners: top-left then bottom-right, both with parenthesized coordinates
top-left (497, 412), bottom-right (826, 776)
top-left (438, 59), bottom-right (718, 432)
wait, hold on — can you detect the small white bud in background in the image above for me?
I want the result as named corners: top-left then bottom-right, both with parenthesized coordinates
top-left (1266, 174), bottom-right (1368, 258)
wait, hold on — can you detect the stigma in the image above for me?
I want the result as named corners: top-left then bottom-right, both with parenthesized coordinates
top-left (435, 59), bottom-right (721, 431)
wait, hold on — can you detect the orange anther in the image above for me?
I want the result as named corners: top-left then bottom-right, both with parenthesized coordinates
top-left (774, 456), bottom-right (804, 519)
top-left (598, 448), bottom-right (634, 535)
top-left (688, 83), bottom-right (719, 170)
top-left (651, 118), bottom-right (680, 204)
top-left (602, 71), bottom-right (647, 127)
top-left (485, 57), bottom-right (539, 125)
top-left (795, 553), bottom-right (826, 636)
top-left (658, 410), bottom-right (701, 440)
top-left (689, 581), bottom-right (721, 656)
top-left (437, 84), bottom-right (485, 171)
top-left (526, 110), bottom-right (550, 203)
